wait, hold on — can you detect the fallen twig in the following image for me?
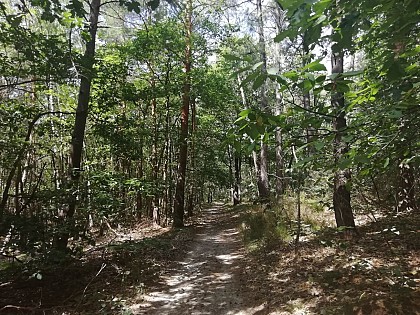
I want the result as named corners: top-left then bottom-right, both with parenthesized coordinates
top-left (75, 263), bottom-right (107, 310)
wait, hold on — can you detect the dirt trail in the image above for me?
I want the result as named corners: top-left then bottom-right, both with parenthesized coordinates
top-left (129, 203), bottom-right (257, 315)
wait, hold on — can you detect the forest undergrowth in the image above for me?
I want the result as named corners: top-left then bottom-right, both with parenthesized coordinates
top-left (0, 203), bottom-right (419, 314)
top-left (0, 219), bottom-right (198, 314)
top-left (239, 201), bottom-right (420, 315)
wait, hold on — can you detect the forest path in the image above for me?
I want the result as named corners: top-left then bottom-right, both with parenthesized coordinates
top-left (129, 203), bottom-right (258, 315)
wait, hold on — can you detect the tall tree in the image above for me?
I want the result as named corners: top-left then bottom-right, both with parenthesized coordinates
top-left (255, 0), bottom-right (270, 203)
top-left (331, 50), bottom-right (355, 229)
top-left (54, 0), bottom-right (101, 250)
top-left (173, 0), bottom-right (193, 227)
top-left (274, 3), bottom-right (286, 200)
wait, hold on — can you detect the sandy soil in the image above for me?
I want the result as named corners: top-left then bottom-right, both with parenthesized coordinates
top-left (128, 203), bottom-right (258, 315)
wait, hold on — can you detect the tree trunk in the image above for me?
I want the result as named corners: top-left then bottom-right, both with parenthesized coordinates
top-left (233, 155), bottom-right (241, 205)
top-left (163, 58), bottom-right (172, 225)
top-left (274, 104), bottom-right (284, 199)
top-left (331, 52), bottom-right (356, 229)
top-left (274, 6), bottom-right (285, 198)
top-left (54, 0), bottom-right (101, 251)
top-left (186, 97), bottom-right (196, 217)
top-left (151, 77), bottom-right (159, 224)
top-left (397, 160), bottom-right (416, 212)
top-left (163, 98), bottom-right (170, 225)
top-left (256, 0), bottom-right (270, 203)
top-left (173, 0), bottom-right (192, 228)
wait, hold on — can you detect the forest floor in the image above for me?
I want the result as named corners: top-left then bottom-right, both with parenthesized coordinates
top-left (0, 203), bottom-right (419, 314)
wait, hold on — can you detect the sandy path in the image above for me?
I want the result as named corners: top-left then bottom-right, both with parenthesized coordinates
top-left (130, 203), bottom-right (255, 315)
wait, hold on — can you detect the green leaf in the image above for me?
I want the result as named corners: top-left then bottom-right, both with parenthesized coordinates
top-left (383, 157), bottom-right (390, 168)
top-left (355, 154), bottom-right (370, 164)
top-left (342, 70), bottom-right (363, 77)
top-left (239, 109), bottom-right (251, 117)
top-left (127, 1), bottom-right (141, 13)
top-left (313, 14), bottom-right (327, 25)
top-left (313, 0), bottom-right (331, 15)
top-left (10, 15), bottom-right (23, 27)
top-left (360, 169), bottom-right (370, 176)
top-left (274, 28), bottom-right (298, 42)
top-left (338, 158), bottom-right (351, 169)
top-left (240, 72), bottom-right (259, 86)
top-left (223, 54), bottom-right (242, 61)
top-left (81, 30), bottom-right (91, 42)
top-left (252, 74), bottom-right (267, 90)
top-left (303, 60), bottom-right (327, 72)
top-left (245, 124), bottom-right (260, 140)
top-left (302, 79), bottom-right (313, 92)
top-left (246, 142), bottom-right (256, 154)
top-left (336, 83), bottom-right (350, 93)
top-left (147, 0), bottom-right (160, 10)
top-left (315, 75), bottom-right (326, 83)
top-left (252, 62), bottom-right (264, 70)
top-left (388, 110), bottom-right (403, 118)
top-left (67, 0), bottom-right (86, 17)
top-left (230, 66), bottom-right (252, 78)
top-left (275, 75), bottom-right (288, 85)
top-left (61, 11), bottom-right (73, 26)
top-left (386, 61), bottom-right (405, 81)
top-left (328, 73), bottom-right (339, 80)
top-left (400, 45), bottom-right (420, 58)
top-left (313, 141), bottom-right (325, 150)
top-left (342, 135), bottom-right (353, 143)
top-left (283, 71), bottom-right (299, 81)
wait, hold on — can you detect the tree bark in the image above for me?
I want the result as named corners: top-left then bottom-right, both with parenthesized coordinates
top-left (397, 160), bottom-right (416, 212)
top-left (151, 76), bottom-right (160, 224)
top-left (173, 0), bottom-right (192, 228)
top-left (274, 4), bottom-right (286, 200)
top-left (233, 155), bottom-right (241, 205)
top-left (331, 52), bottom-right (356, 229)
top-left (186, 97), bottom-right (196, 217)
top-left (54, 0), bottom-right (101, 250)
top-left (256, 0), bottom-right (270, 203)
top-left (274, 103), bottom-right (284, 199)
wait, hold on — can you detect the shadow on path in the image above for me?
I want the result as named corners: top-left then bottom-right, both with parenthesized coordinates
top-left (129, 203), bottom-right (257, 315)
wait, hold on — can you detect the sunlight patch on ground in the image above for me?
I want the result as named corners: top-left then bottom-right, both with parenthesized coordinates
top-left (129, 205), bottom-right (251, 314)
top-left (230, 303), bottom-right (266, 314)
top-left (216, 253), bottom-right (244, 264)
top-left (213, 272), bottom-right (233, 280)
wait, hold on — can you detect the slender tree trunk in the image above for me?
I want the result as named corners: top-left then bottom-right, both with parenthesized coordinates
top-left (136, 141), bottom-right (144, 221)
top-left (233, 155), bottom-right (241, 205)
top-left (397, 158), bottom-right (416, 212)
top-left (173, 0), bottom-right (192, 228)
top-left (331, 52), bottom-right (356, 229)
top-left (256, 0), bottom-right (270, 202)
top-left (228, 146), bottom-right (234, 203)
top-left (274, 103), bottom-right (284, 199)
top-left (163, 59), bottom-right (172, 225)
top-left (186, 97), bottom-right (196, 217)
top-left (163, 97), bottom-right (170, 225)
top-left (54, 0), bottom-right (101, 250)
top-left (274, 6), bottom-right (285, 199)
top-left (151, 78), bottom-right (160, 224)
